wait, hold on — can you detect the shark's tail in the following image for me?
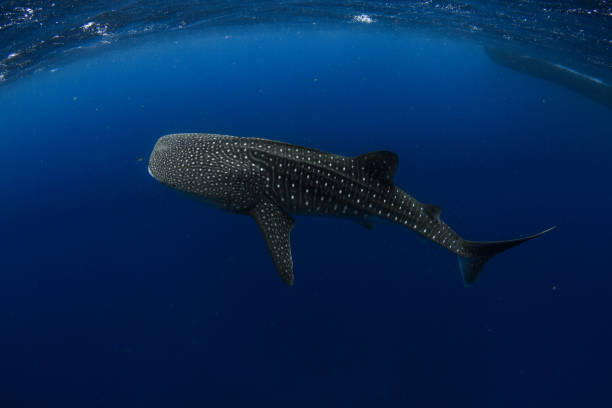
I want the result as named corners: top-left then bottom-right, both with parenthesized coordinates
top-left (458, 226), bottom-right (556, 285)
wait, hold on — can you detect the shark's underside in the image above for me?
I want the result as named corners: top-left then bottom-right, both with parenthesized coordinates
top-left (148, 133), bottom-right (554, 286)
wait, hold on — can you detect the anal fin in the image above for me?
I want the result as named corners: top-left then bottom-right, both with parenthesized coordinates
top-left (250, 199), bottom-right (296, 285)
top-left (358, 220), bottom-right (375, 230)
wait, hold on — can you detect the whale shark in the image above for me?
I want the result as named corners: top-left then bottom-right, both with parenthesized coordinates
top-left (148, 133), bottom-right (554, 286)
top-left (485, 46), bottom-right (612, 110)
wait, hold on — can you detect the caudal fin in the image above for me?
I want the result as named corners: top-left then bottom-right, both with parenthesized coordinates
top-left (458, 226), bottom-right (556, 285)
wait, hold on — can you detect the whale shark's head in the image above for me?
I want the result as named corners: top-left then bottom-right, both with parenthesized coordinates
top-left (149, 133), bottom-right (195, 192)
top-left (148, 133), bottom-right (255, 210)
top-left (148, 133), bottom-right (224, 192)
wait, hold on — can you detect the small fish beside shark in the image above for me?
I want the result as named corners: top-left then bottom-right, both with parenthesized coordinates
top-left (148, 133), bottom-right (554, 286)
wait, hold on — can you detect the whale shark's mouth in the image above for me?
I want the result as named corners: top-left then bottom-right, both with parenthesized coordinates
top-left (147, 165), bottom-right (154, 178)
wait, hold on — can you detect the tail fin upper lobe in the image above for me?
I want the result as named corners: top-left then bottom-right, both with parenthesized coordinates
top-left (458, 226), bottom-right (556, 285)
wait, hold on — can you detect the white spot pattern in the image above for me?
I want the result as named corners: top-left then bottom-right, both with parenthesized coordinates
top-left (148, 133), bottom-right (468, 285)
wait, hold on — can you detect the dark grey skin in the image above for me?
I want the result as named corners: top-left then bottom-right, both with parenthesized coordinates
top-left (148, 133), bottom-right (554, 286)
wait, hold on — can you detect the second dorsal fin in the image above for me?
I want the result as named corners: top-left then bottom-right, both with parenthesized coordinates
top-left (353, 151), bottom-right (399, 185)
top-left (423, 203), bottom-right (442, 220)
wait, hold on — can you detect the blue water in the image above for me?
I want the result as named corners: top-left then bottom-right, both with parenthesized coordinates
top-left (1, 3), bottom-right (611, 408)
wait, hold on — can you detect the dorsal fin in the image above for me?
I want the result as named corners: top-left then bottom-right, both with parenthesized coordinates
top-left (423, 203), bottom-right (442, 220)
top-left (353, 151), bottom-right (399, 185)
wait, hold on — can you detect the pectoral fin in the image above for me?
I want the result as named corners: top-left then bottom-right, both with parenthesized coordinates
top-left (250, 199), bottom-right (296, 285)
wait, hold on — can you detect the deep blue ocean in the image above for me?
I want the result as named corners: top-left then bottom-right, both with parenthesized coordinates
top-left (1, 1), bottom-right (611, 407)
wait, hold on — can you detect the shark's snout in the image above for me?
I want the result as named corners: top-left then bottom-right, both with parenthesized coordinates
top-left (148, 135), bottom-right (174, 182)
top-left (148, 133), bottom-right (205, 191)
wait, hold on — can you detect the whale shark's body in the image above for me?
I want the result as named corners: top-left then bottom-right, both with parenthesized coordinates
top-left (148, 133), bottom-right (553, 286)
